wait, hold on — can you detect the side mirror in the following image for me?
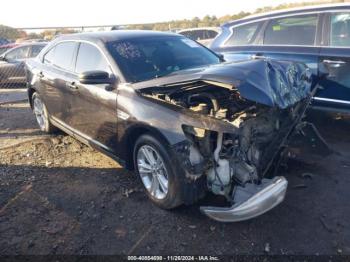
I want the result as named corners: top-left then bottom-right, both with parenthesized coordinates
top-left (0, 56), bottom-right (7, 62)
top-left (217, 53), bottom-right (225, 62)
top-left (79, 70), bottom-right (112, 85)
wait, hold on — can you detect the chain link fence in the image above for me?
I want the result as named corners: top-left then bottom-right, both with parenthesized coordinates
top-left (0, 25), bottom-right (129, 89)
top-left (0, 26), bottom-right (84, 89)
top-left (0, 41), bottom-right (46, 89)
top-left (0, 42), bottom-right (24, 89)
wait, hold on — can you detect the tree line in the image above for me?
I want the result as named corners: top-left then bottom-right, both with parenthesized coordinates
top-left (0, 0), bottom-right (347, 41)
top-left (126, 0), bottom-right (347, 30)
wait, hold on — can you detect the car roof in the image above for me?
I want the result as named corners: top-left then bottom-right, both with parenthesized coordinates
top-left (0, 43), bottom-right (18, 48)
top-left (223, 3), bottom-right (350, 27)
top-left (55, 30), bottom-right (180, 43)
top-left (178, 27), bottom-right (221, 33)
top-left (17, 42), bottom-right (48, 47)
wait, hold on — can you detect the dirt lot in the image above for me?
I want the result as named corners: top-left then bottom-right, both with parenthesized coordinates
top-left (0, 88), bottom-right (350, 255)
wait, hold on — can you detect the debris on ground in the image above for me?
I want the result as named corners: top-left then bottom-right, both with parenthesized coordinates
top-left (122, 188), bottom-right (135, 198)
top-left (115, 228), bottom-right (127, 238)
top-left (264, 243), bottom-right (271, 253)
top-left (301, 173), bottom-right (314, 180)
top-left (319, 216), bottom-right (332, 233)
top-left (292, 184), bottom-right (308, 189)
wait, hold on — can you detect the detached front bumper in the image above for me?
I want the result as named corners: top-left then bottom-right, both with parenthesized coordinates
top-left (200, 176), bottom-right (288, 222)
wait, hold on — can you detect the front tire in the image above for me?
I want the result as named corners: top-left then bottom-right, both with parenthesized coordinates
top-left (134, 134), bottom-right (183, 209)
top-left (32, 92), bottom-right (56, 133)
top-left (133, 134), bottom-right (207, 209)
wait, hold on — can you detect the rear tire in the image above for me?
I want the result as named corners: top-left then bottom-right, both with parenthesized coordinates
top-left (31, 92), bottom-right (56, 133)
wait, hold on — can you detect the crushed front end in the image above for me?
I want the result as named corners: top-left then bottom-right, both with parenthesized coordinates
top-left (139, 59), bottom-right (313, 222)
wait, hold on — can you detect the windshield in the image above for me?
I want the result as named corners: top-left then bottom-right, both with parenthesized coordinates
top-left (106, 36), bottom-right (221, 82)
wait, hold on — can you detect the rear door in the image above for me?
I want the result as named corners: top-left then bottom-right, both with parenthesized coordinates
top-left (316, 11), bottom-right (350, 111)
top-left (39, 41), bottom-right (78, 122)
top-left (66, 42), bottom-right (118, 152)
top-left (249, 13), bottom-right (321, 82)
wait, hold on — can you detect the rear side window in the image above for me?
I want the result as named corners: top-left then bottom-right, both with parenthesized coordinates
top-left (180, 30), bottom-right (201, 41)
top-left (5, 46), bottom-right (30, 60)
top-left (52, 42), bottom-right (77, 71)
top-left (330, 13), bottom-right (350, 47)
top-left (263, 14), bottom-right (318, 46)
top-left (202, 30), bottom-right (218, 39)
top-left (180, 30), bottom-right (218, 41)
top-left (225, 22), bottom-right (261, 46)
top-left (75, 43), bottom-right (110, 74)
top-left (0, 47), bottom-right (8, 55)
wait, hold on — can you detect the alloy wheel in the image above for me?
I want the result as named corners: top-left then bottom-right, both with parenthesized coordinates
top-left (137, 144), bottom-right (169, 200)
top-left (33, 96), bottom-right (46, 130)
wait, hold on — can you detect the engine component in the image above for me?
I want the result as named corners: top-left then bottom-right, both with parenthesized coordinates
top-left (187, 93), bottom-right (219, 115)
top-left (230, 160), bottom-right (258, 185)
top-left (189, 103), bottom-right (209, 114)
top-left (189, 145), bottom-right (203, 166)
top-left (147, 82), bottom-right (302, 200)
top-left (207, 158), bottom-right (231, 195)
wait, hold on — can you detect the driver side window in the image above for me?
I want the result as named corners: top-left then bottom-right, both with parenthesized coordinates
top-left (75, 43), bottom-right (111, 74)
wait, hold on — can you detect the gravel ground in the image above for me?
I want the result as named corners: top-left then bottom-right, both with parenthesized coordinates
top-left (0, 89), bottom-right (350, 255)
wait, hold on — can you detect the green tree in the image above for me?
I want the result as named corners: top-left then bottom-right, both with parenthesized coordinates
top-left (0, 25), bottom-right (22, 40)
top-left (27, 32), bottom-right (42, 39)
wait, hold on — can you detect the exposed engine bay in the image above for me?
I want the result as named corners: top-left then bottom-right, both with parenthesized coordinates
top-left (144, 81), bottom-right (305, 194)
top-left (141, 80), bottom-right (309, 221)
top-left (135, 56), bottom-right (314, 222)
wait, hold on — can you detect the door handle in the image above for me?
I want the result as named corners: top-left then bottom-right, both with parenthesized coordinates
top-left (251, 54), bottom-right (266, 60)
top-left (323, 59), bottom-right (346, 67)
top-left (67, 82), bottom-right (78, 90)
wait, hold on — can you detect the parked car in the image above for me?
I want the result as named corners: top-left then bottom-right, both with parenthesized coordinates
top-left (25, 31), bottom-right (312, 222)
top-left (0, 37), bottom-right (10, 46)
top-left (178, 27), bottom-right (221, 46)
top-left (0, 42), bottom-right (47, 87)
top-left (211, 4), bottom-right (350, 113)
top-left (0, 43), bottom-right (19, 56)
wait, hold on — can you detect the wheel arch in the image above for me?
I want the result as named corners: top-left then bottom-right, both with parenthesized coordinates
top-left (123, 123), bottom-right (171, 170)
top-left (27, 87), bottom-right (36, 109)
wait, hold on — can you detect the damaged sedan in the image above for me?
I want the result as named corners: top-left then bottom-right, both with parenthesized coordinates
top-left (25, 31), bottom-right (312, 222)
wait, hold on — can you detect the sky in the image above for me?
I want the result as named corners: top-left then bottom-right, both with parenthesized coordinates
top-left (1, 0), bottom-right (309, 28)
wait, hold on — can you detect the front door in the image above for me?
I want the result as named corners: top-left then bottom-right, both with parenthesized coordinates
top-left (66, 42), bottom-right (118, 152)
top-left (316, 12), bottom-right (350, 111)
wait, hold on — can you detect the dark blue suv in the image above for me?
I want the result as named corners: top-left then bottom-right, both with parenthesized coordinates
top-left (210, 4), bottom-right (350, 112)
